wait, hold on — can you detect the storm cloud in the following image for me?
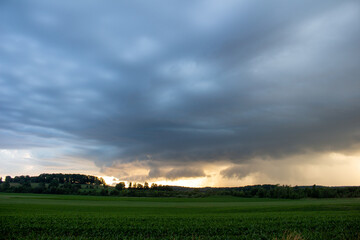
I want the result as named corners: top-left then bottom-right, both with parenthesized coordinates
top-left (1, 0), bottom-right (359, 183)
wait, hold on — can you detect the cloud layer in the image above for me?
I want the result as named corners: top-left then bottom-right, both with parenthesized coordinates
top-left (1, 0), bottom-right (359, 183)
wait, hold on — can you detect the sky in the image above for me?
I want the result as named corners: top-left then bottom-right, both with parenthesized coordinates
top-left (1, 0), bottom-right (360, 187)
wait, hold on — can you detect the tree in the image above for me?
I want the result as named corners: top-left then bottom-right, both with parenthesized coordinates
top-left (115, 182), bottom-right (125, 191)
top-left (39, 182), bottom-right (46, 190)
top-left (110, 189), bottom-right (119, 196)
top-left (99, 177), bottom-right (106, 185)
top-left (311, 184), bottom-right (320, 198)
top-left (49, 179), bottom-right (59, 188)
top-left (2, 181), bottom-right (10, 191)
top-left (21, 180), bottom-right (31, 189)
top-left (257, 188), bottom-right (266, 198)
top-left (5, 176), bottom-right (11, 183)
top-left (100, 188), bottom-right (108, 196)
top-left (144, 182), bottom-right (149, 189)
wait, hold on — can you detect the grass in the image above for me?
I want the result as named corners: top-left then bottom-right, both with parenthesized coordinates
top-left (0, 193), bottom-right (359, 239)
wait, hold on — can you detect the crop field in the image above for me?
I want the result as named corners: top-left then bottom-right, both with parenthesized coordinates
top-left (0, 193), bottom-right (359, 239)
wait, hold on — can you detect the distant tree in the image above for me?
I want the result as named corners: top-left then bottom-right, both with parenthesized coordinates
top-left (63, 182), bottom-right (71, 189)
top-left (5, 176), bottom-right (11, 183)
top-left (2, 181), bottom-right (10, 191)
top-left (100, 188), bottom-right (108, 196)
top-left (144, 182), bottom-right (149, 189)
top-left (49, 179), bottom-right (59, 188)
top-left (110, 189), bottom-right (119, 196)
top-left (128, 182), bottom-right (132, 189)
top-left (21, 180), bottom-right (31, 189)
top-left (32, 181), bottom-right (46, 194)
top-left (257, 188), bottom-right (266, 198)
top-left (39, 182), bottom-right (46, 190)
top-left (14, 176), bottom-right (20, 183)
top-left (311, 184), bottom-right (320, 198)
top-left (115, 182), bottom-right (125, 191)
top-left (99, 177), bottom-right (106, 185)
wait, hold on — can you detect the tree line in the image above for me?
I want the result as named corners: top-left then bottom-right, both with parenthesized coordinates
top-left (1, 174), bottom-right (360, 198)
top-left (205, 184), bottom-right (360, 199)
top-left (0, 174), bottom-right (174, 196)
top-left (2, 174), bottom-right (106, 185)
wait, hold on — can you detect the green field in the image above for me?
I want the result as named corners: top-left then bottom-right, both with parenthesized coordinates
top-left (0, 193), bottom-right (359, 239)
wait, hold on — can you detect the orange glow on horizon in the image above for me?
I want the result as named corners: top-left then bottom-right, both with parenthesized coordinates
top-left (100, 176), bottom-right (207, 188)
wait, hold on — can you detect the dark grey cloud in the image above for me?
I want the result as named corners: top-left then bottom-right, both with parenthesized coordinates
top-left (1, 0), bottom-right (359, 180)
